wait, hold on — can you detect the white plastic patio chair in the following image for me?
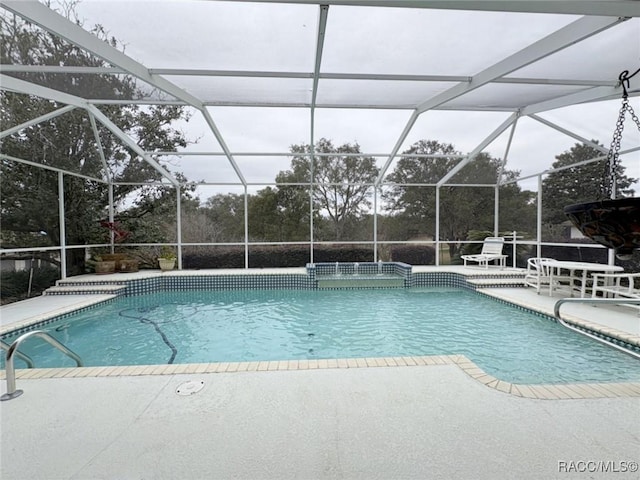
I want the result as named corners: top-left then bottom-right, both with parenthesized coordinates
top-left (524, 257), bottom-right (555, 294)
top-left (461, 237), bottom-right (507, 269)
top-left (591, 272), bottom-right (640, 300)
top-left (524, 258), bottom-right (574, 296)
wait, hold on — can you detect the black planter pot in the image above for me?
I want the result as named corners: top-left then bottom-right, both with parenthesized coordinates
top-left (564, 197), bottom-right (640, 259)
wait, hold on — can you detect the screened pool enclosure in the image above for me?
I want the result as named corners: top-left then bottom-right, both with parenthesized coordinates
top-left (1, 0), bottom-right (639, 279)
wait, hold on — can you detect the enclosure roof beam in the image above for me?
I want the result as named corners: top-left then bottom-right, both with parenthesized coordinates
top-left (3, 65), bottom-right (624, 95)
top-left (200, 108), bottom-right (246, 185)
top-left (85, 105), bottom-right (180, 187)
top-left (520, 85), bottom-right (629, 115)
top-left (0, 104), bottom-right (76, 139)
top-left (0, 65), bottom-right (620, 88)
top-left (0, 74), bottom-right (180, 186)
top-left (88, 112), bottom-right (111, 183)
top-left (1, 74), bottom-right (86, 107)
top-left (0, 1), bottom-right (201, 107)
top-left (376, 15), bottom-right (624, 186)
top-left (236, 1), bottom-right (640, 17)
top-left (415, 16), bottom-right (627, 115)
top-left (311, 5), bottom-right (329, 110)
top-left (85, 99), bottom-right (519, 111)
top-left (147, 151), bottom-right (463, 158)
top-left (528, 114), bottom-right (609, 153)
top-left (1, 0), bottom-right (244, 186)
top-left (496, 118), bottom-right (519, 186)
top-left (436, 112), bottom-right (519, 187)
top-left (0, 153), bottom-right (107, 183)
top-left (374, 110), bottom-right (419, 186)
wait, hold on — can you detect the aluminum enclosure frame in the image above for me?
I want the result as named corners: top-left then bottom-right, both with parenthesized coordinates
top-left (1, 0), bottom-right (639, 275)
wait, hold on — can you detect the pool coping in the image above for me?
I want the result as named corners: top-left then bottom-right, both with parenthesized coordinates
top-left (477, 289), bottom-right (640, 349)
top-left (0, 295), bottom-right (118, 336)
top-left (3, 281), bottom-right (638, 351)
top-left (2, 270), bottom-right (639, 399)
top-left (3, 354), bottom-right (640, 400)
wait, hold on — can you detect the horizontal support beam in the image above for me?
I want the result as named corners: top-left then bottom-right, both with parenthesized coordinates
top-left (147, 151), bottom-right (463, 158)
top-left (0, 65), bottom-right (618, 88)
top-left (230, 1), bottom-right (640, 17)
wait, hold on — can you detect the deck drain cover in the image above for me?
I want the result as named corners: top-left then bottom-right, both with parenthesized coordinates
top-left (176, 380), bottom-right (204, 396)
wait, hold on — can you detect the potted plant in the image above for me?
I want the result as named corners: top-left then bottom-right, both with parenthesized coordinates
top-left (158, 247), bottom-right (177, 271)
top-left (97, 220), bottom-right (138, 272)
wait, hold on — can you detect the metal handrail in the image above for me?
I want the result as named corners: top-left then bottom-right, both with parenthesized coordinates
top-left (1, 339), bottom-right (35, 368)
top-left (1, 330), bottom-right (83, 401)
top-left (553, 298), bottom-right (640, 360)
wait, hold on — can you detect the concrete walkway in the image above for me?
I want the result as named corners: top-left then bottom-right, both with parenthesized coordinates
top-left (2, 366), bottom-right (639, 480)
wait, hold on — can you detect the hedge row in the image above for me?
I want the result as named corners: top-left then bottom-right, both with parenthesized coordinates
top-left (181, 244), bottom-right (439, 269)
top-left (182, 245), bottom-right (377, 269)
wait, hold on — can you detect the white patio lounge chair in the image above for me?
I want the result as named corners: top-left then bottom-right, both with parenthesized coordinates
top-left (461, 237), bottom-right (507, 269)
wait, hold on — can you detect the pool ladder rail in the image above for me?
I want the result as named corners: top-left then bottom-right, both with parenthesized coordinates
top-left (554, 298), bottom-right (640, 360)
top-left (1, 339), bottom-right (35, 368)
top-left (1, 330), bottom-right (83, 401)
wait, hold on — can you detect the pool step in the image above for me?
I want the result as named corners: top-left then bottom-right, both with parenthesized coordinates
top-left (44, 284), bottom-right (127, 296)
top-left (317, 277), bottom-right (405, 289)
top-left (467, 277), bottom-right (527, 288)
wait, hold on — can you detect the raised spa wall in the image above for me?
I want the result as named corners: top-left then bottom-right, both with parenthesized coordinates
top-left (308, 262), bottom-right (410, 288)
top-left (39, 262), bottom-right (526, 298)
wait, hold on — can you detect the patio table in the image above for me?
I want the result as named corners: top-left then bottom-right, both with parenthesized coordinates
top-left (539, 260), bottom-right (623, 298)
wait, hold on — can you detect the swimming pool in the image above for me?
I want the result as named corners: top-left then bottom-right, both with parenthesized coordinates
top-left (3, 287), bottom-right (639, 385)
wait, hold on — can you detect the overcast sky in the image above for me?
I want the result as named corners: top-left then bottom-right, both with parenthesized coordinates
top-left (69, 0), bottom-right (640, 198)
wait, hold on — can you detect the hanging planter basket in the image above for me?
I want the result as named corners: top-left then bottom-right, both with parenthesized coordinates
top-left (564, 197), bottom-right (640, 260)
top-left (564, 67), bottom-right (640, 260)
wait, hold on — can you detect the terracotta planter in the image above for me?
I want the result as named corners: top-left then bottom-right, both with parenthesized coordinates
top-left (94, 261), bottom-right (116, 275)
top-left (564, 197), bottom-right (640, 259)
top-left (119, 259), bottom-right (139, 273)
top-left (101, 254), bottom-right (126, 272)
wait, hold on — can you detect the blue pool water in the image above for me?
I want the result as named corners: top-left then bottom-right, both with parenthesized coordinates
top-left (3, 288), bottom-right (639, 384)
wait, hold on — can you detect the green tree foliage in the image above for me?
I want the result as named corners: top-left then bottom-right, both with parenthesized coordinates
top-left (248, 187), bottom-right (309, 242)
top-left (278, 138), bottom-right (379, 240)
top-left (0, 6), bottom-right (191, 273)
top-left (541, 142), bottom-right (636, 225)
top-left (204, 193), bottom-right (245, 242)
top-left (384, 140), bottom-right (534, 257)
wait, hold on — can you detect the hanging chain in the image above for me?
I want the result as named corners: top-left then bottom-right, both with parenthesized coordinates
top-left (601, 68), bottom-right (640, 199)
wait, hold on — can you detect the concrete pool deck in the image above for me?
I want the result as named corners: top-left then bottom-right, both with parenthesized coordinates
top-left (1, 266), bottom-right (639, 479)
top-left (2, 365), bottom-right (639, 480)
